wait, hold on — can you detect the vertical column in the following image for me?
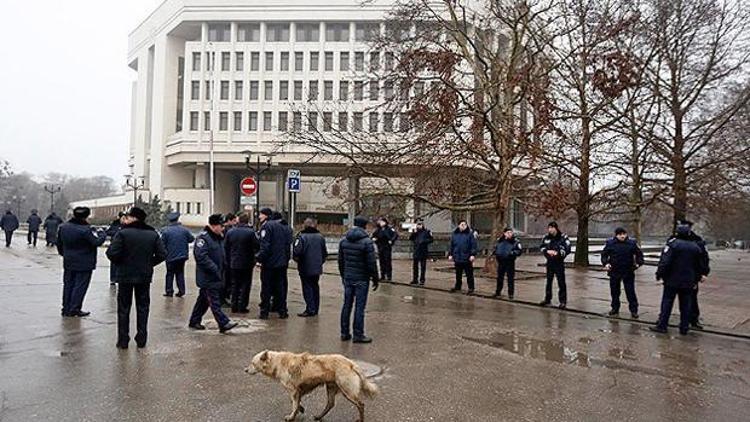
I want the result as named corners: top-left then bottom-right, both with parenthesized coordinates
top-left (276, 171), bottom-right (286, 216)
top-left (131, 49), bottom-right (153, 181)
top-left (347, 175), bottom-right (360, 224)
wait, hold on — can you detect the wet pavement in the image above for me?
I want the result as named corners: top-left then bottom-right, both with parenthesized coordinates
top-left (1, 239), bottom-right (750, 421)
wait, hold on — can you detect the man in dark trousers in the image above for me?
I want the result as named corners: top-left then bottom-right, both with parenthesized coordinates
top-left (224, 212), bottom-right (259, 313)
top-left (43, 212), bottom-right (63, 247)
top-left (449, 220), bottom-right (478, 295)
top-left (106, 212), bottom-right (126, 286)
top-left (674, 220), bottom-right (710, 330)
top-left (221, 213), bottom-right (239, 306)
top-left (293, 218), bottom-right (328, 317)
top-left (26, 209), bottom-right (43, 247)
top-left (256, 209), bottom-right (293, 319)
top-left (539, 221), bottom-right (571, 309)
top-left (188, 214), bottom-right (238, 333)
top-left (493, 227), bottom-right (523, 300)
top-left (1, 210), bottom-right (19, 248)
top-left (601, 227), bottom-right (645, 318)
top-left (106, 207), bottom-right (166, 349)
top-left (372, 217), bottom-right (398, 281)
top-left (651, 224), bottom-right (709, 335)
top-left (57, 207), bottom-right (107, 317)
top-left (339, 216), bottom-right (379, 343)
top-left (160, 212), bottom-right (195, 297)
top-left (409, 219), bottom-right (433, 286)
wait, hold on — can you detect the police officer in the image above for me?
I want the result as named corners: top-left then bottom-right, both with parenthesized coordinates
top-left (539, 221), bottom-right (571, 309)
top-left (105, 212), bottom-right (126, 286)
top-left (1, 210), bottom-right (19, 248)
top-left (448, 220), bottom-right (478, 295)
top-left (675, 220), bottom-right (710, 330)
top-left (601, 227), bottom-right (644, 318)
top-left (650, 224), bottom-right (709, 335)
top-left (372, 217), bottom-right (398, 281)
top-left (43, 212), bottom-right (63, 247)
top-left (188, 214), bottom-right (238, 333)
top-left (293, 218), bottom-right (328, 317)
top-left (256, 208), bottom-right (293, 319)
top-left (493, 227), bottom-right (523, 300)
top-left (26, 209), bottom-right (43, 247)
top-left (160, 212), bottom-right (195, 297)
top-left (106, 207), bottom-right (166, 349)
top-left (339, 216), bottom-right (379, 343)
top-left (221, 213), bottom-right (239, 306)
top-left (57, 207), bottom-right (107, 317)
top-left (224, 212), bottom-right (259, 313)
top-left (409, 219), bottom-right (433, 286)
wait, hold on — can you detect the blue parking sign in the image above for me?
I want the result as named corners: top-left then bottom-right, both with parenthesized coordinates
top-left (287, 169), bottom-right (301, 192)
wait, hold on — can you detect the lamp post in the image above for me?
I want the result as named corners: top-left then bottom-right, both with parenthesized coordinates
top-left (125, 175), bottom-right (145, 205)
top-left (11, 194), bottom-right (26, 216)
top-left (243, 150), bottom-right (273, 228)
top-left (44, 185), bottom-right (61, 214)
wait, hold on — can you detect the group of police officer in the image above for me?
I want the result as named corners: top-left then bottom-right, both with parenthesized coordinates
top-left (1, 209), bottom-right (63, 248)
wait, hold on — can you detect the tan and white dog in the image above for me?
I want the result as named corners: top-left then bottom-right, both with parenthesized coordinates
top-left (245, 350), bottom-right (379, 421)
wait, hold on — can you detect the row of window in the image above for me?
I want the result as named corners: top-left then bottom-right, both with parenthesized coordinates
top-left (173, 201), bottom-right (202, 215)
top-left (188, 111), bottom-right (414, 134)
top-left (192, 50), bottom-right (397, 73)
top-left (208, 22), bottom-right (381, 43)
top-left (191, 79), bottom-right (424, 102)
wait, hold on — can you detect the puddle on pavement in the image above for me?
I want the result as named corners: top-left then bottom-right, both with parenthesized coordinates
top-left (401, 295), bottom-right (427, 305)
top-left (200, 318), bottom-right (267, 334)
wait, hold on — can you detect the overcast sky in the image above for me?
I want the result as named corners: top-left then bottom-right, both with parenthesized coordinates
top-left (0, 0), bottom-right (162, 181)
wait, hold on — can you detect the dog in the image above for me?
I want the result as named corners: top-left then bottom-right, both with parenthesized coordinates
top-left (245, 350), bottom-right (379, 421)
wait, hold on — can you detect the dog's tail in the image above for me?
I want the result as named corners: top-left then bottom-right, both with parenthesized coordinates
top-left (354, 366), bottom-right (379, 399)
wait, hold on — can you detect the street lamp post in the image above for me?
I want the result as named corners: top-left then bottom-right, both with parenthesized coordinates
top-left (243, 150), bottom-right (273, 228)
top-left (125, 175), bottom-right (145, 205)
top-left (11, 194), bottom-right (26, 216)
top-left (44, 185), bottom-right (61, 214)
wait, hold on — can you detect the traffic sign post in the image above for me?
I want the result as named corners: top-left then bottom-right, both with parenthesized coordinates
top-left (287, 169), bottom-right (301, 226)
top-left (240, 177), bottom-right (257, 196)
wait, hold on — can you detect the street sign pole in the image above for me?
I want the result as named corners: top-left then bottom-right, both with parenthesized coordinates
top-left (287, 169), bottom-right (301, 228)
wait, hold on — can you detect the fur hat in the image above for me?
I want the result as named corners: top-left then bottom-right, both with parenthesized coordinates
top-left (354, 216), bottom-right (369, 228)
top-left (73, 207), bottom-right (91, 219)
top-left (126, 207), bottom-right (147, 221)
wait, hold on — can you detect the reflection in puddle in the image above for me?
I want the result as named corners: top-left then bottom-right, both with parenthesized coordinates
top-left (200, 319), bottom-right (267, 334)
top-left (401, 296), bottom-right (427, 306)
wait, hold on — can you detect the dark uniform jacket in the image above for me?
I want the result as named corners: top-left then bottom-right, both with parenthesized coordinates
top-left (293, 227), bottom-right (328, 277)
top-left (601, 237), bottom-right (644, 274)
top-left (409, 228), bottom-right (433, 260)
top-left (160, 222), bottom-right (195, 263)
top-left (656, 230), bottom-right (709, 289)
top-left (494, 236), bottom-right (523, 262)
top-left (256, 219), bottom-right (292, 269)
top-left (106, 220), bottom-right (166, 284)
top-left (1, 212), bottom-right (19, 232)
top-left (57, 218), bottom-right (106, 271)
top-left (540, 232), bottom-right (571, 265)
top-left (27, 214), bottom-right (42, 232)
top-left (372, 226), bottom-right (398, 252)
top-left (44, 214), bottom-right (63, 238)
top-left (194, 228), bottom-right (225, 289)
top-left (224, 223), bottom-right (260, 269)
top-left (449, 227), bottom-right (478, 264)
top-left (338, 227), bottom-right (378, 284)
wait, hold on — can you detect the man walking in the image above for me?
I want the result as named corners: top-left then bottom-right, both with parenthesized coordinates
top-left (188, 214), bottom-right (238, 333)
top-left (160, 212), bottom-right (195, 297)
top-left (224, 212), bottom-right (259, 313)
top-left (601, 227), bottom-right (644, 318)
top-left (106, 207), bottom-right (166, 349)
top-left (539, 222), bottom-right (571, 309)
top-left (1, 210), bottom-right (19, 248)
top-left (26, 209), bottom-right (42, 247)
top-left (372, 217), bottom-right (398, 281)
top-left (43, 212), bottom-right (63, 247)
top-left (57, 207), bottom-right (107, 317)
top-left (256, 209), bottom-right (293, 319)
top-left (339, 216), bottom-right (379, 343)
top-left (409, 219), bottom-right (433, 286)
top-left (493, 227), bottom-right (523, 300)
top-left (448, 220), bottom-right (478, 295)
top-left (293, 218), bottom-right (328, 317)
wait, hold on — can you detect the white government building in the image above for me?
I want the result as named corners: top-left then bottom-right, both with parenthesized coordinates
top-left (75, 0), bottom-right (528, 233)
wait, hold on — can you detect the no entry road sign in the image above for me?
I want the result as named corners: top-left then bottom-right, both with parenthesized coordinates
top-left (240, 177), bottom-right (257, 196)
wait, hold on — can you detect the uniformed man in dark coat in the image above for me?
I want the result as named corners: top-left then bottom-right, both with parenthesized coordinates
top-left (650, 224), bottom-right (709, 335)
top-left (293, 218), bottom-right (328, 317)
top-left (105, 212), bottom-right (126, 285)
top-left (255, 208), bottom-right (293, 319)
top-left (26, 210), bottom-right (43, 247)
top-left (106, 207), bottom-right (167, 349)
top-left (224, 212), bottom-right (259, 313)
top-left (160, 212), bottom-right (195, 297)
top-left (601, 227), bottom-right (645, 318)
top-left (372, 217), bottom-right (398, 281)
top-left (409, 219), bottom-right (433, 286)
top-left (57, 207), bottom-right (107, 317)
top-left (493, 227), bottom-right (523, 299)
top-left (449, 220), bottom-right (478, 295)
top-left (188, 214), bottom-right (238, 333)
top-left (43, 212), bottom-right (63, 247)
top-left (539, 222), bottom-right (571, 309)
top-left (672, 220), bottom-right (710, 329)
top-left (221, 213), bottom-right (239, 305)
top-left (1, 210), bottom-right (20, 248)
top-left (339, 216), bottom-right (379, 343)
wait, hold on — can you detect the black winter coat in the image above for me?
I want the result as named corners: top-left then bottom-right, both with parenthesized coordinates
top-left (494, 237), bottom-right (523, 261)
top-left (540, 232), bottom-right (571, 265)
top-left (293, 227), bottom-right (328, 276)
top-left (106, 220), bottom-right (166, 284)
top-left (372, 226), bottom-right (398, 252)
top-left (224, 224), bottom-right (260, 269)
top-left (409, 228), bottom-right (433, 259)
top-left (601, 237), bottom-right (644, 274)
top-left (656, 236), bottom-right (709, 289)
top-left (1, 212), bottom-right (19, 232)
top-left (57, 218), bottom-right (107, 271)
top-left (256, 219), bottom-right (292, 269)
top-left (27, 214), bottom-right (42, 232)
top-left (449, 228), bottom-right (478, 264)
top-left (338, 227), bottom-right (378, 284)
top-left (194, 228), bottom-right (225, 289)
top-left (44, 215), bottom-right (63, 239)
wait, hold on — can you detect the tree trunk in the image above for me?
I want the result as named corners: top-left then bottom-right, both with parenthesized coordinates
top-left (574, 116), bottom-right (592, 267)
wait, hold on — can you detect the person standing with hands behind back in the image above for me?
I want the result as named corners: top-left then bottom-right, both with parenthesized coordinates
top-left (539, 221), bottom-right (571, 309)
top-left (493, 227), bottom-right (523, 300)
top-left (449, 220), bottom-right (478, 295)
top-left (409, 219), bottom-right (433, 286)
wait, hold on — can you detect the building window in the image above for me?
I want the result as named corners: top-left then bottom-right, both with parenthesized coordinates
top-left (196, 202), bottom-right (202, 215)
top-left (278, 111), bottom-right (288, 131)
top-left (414, 80), bottom-right (425, 97)
top-left (233, 111), bottom-right (242, 132)
top-left (220, 81), bottom-right (229, 100)
top-left (385, 52), bottom-right (395, 71)
top-left (265, 52), bottom-right (274, 71)
top-left (234, 81), bottom-right (243, 100)
top-left (235, 52), bottom-right (244, 71)
top-left (369, 80), bottom-right (379, 101)
top-left (339, 81), bottom-right (349, 100)
top-left (294, 52), bottom-right (303, 71)
top-left (249, 81), bottom-right (259, 100)
top-left (248, 111), bottom-right (258, 131)
top-left (308, 112), bottom-right (318, 131)
top-left (263, 112), bottom-right (272, 131)
top-left (250, 52), bottom-right (260, 71)
top-left (338, 112), bottom-right (348, 131)
top-left (266, 23), bottom-right (290, 42)
top-left (204, 81), bottom-right (212, 100)
top-left (238, 23), bottom-right (260, 42)
top-left (340, 52), bottom-right (350, 71)
top-left (192, 52), bottom-right (201, 71)
top-left (368, 113), bottom-right (378, 132)
top-left (204, 112), bottom-right (211, 130)
top-left (354, 52), bottom-right (364, 71)
top-left (399, 112), bottom-right (410, 132)
top-left (323, 112), bottom-right (333, 131)
top-left (353, 112), bottom-right (363, 131)
top-left (280, 52), bottom-right (289, 71)
top-left (296, 23), bottom-right (319, 42)
top-left (309, 52), bottom-right (319, 71)
top-left (324, 52), bottom-right (334, 71)
top-left (186, 202), bottom-right (192, 214)
top-left (294, 81), bottom-right (303, 100)
top-left (205, 52), bottom-right (214, 71)
top-left (264, 81), bottom-right (273, 100)
top-left (369, 51), bottom-right (380, 71)
top-left (175, 202), bottom-right (181, 213)
top-left (384, 81), bottom-right (394, 100)
top-left (191, 81), bottom-right (200, 100)
top-left (399, 81), bottom-right (409, 101)
top-left (208, 24), bottom-right (230, 42)
top-left (293, 112), bottom-right (302, 132)
top-left (308, 80), bottom-right (318, 101)
top-left (326, 22), bottom-right (350, 42)
top-left (383, 112), bottom-right (393, 132)
top-left (324, 81), bottom-right (333, 100)
top-left (355, 22), bottom-right (379, 42)
top-left (279, 81), bottom-right (289, 100)
top-left (221, 52), bottom-right (230, 71)
top-left (354, 81), bottom-right (364, 100)
top-left (219, 112), bottom-right (228, 131)
top-left (190, 112), bottom-right (199, 131)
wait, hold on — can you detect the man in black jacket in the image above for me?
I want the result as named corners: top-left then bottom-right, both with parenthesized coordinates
top-left (106, 207), bottom-right (167, 349)
top-left (105, 212), bottom-right (126, 286)
top-left (339, 216), bottom-right (379, 344)
top-left (256, 209), bottom-right (293, 319)
top-left (43, 212), bottom-right (63, 247)
top-left (27, 210), bottom-right (42, 247)
top-left (221, 213), bottom-right (239, 305)
top-left (1, 210), bottom-right (19, 248)
top-left (409, 219), bottom-right (433, 286)
top-left (372, 217), bottom-right (398, 281)
top-left (601, 227), bottom-right (645, 318)
top-left (293, 218), bottom-right (328, 317)
top-left (493, 227), bottom-right (523, 299)
top-left (539, 222), bottom-right (571, 309)
top-left (224, 212), bottom-right (259, 313)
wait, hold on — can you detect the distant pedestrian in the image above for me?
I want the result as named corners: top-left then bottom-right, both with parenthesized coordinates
top-left (293, 218), bottom-right (328, 317)
top-left (601, 227), bottom-right (644, 318)
top-left (56, 207), bottom-right (107, 317)
top-left (539, 222), bottom-right (571, 309)
top-left (493, 227), bottom-right (523, 300)
top-left (26, 209), bottom-right (43, 247)
top-left (256, 209), bottom-right (293, 319)
top-left (372, 217), bottom-right (398, 281)
top-left (338, 216), bottom-right (379, 343)
top-left (224, 212), bottom-right (259, 313)
top-left (105, 212), bottom-right (126, 285)
top-left (1, 210), bottom-right (20, 248)
top-left (160, 212), bottom-right (195, 297)
top-left (106, 207), bottom-right (166, 349)
top-left (188, 214), bottom-right (238, 333)
top-left (409, 219), bottom-right (433, 286)
top-left (43, 212), bottom-right (63, 247)
top-left (650, 224), bottom-right (709, 335)
top-left (448, 220), bottom-right (478, 295)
